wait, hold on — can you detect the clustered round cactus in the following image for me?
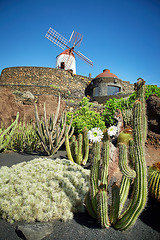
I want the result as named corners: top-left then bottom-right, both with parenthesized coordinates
top-left (0, 158), bottom-right (90, 223)
top-left (148, 162), bottom-right (160, 202)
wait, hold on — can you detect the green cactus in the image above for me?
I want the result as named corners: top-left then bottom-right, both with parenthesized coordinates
top-left (85, 79), bottom-right (148, 231)
top-left (97, 187), bottom-right (110, 228)
top-left (134, 78), bottom-right (147, 142)
top-left (118, 143), bottom-right (136, 179)
top-left (85, 131), bottom-right (110, 227)
top-left (117, 129), bottom-right (133, 145)
top-left (114, 99), bottom-right (148, 230)
top-left (148, 162), bottom-right (160, 202)
top-left (110, 183), bottom-right (120, 225)
top-left (65, 127), bottom-right (89, 165)
top-left (122, 108), bottom-right (133, 126)
top-left (0, 112), bottom-right (19, 151)
top-left (34, 95), bottom-right (74, 156)
top-left (118, 176), bottom-right (131, 216)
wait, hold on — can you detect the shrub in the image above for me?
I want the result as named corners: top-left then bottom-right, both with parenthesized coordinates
top-left (0, 158), bottom-right (90, 223)
top-left (103, 84), bottom-right (160, 126)
top-left (103, 97), bottom-right (134, 126)
top-left (145, 85), bottom-right (160, 99)
top-left (49, 84), bottom-right (60, 89)
top-left (67, 97), bottom-right (105, 135)
top-left (7, 122), bottom-right (42, 153)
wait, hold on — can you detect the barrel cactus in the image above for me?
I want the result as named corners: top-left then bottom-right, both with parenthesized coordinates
top-left (148, 162), bottom-right (160, 202)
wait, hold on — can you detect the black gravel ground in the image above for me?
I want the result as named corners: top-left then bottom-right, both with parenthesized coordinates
top-left (0, 152), bottom-right (160, 240)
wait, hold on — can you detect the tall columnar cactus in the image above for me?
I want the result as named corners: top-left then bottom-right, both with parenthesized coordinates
top-left (65, 127), bottom-right (89, 165)
top-left (114, 100), bottom-right (148, 230)
top-left (134, 78), bottom-right (147, 142)
top-left (34, 95), bottom-right (74, 156)
top-left (0, 112), bottom-right (19, 151)
top-left (148, 162), bottom-right (160, 202)
top-left (85, 79), bottom-right (148, 231)
top-left (85, 130), bottom-right (110, 227)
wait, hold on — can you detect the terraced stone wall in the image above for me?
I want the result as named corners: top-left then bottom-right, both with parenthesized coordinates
top-left (0, 67), bottom-right (91, 101)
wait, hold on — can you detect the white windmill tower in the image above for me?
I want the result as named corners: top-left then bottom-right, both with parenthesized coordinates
top-left (45, 27), bottom-right (93, 74)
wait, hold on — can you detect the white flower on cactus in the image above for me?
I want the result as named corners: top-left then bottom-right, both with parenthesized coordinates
top-left (87, 127), bottom-right (104, 143)
top-left (108, 125), bottom-right (118, 136)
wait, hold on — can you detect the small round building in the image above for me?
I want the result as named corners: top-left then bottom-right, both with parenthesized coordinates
top-left (85, 69), bottom-right (133, 103)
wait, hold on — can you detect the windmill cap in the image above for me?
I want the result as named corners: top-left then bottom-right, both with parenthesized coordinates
top-left (95, 69), bottom-right (118, 78)
top-left (57, 49), bottom-right (75, 58)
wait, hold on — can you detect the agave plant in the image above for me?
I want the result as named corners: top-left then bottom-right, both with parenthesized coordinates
top-left (0, 112), bottom-right (19, 151)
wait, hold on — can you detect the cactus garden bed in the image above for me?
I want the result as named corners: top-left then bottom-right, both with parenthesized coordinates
top-left (0, 149), bottom-right (160, 240)
top-left (0, 79), bottom-right (160, 239)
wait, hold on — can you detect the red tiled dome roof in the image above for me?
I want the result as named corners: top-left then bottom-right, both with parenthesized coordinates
top-left (58, 49), bottom-right (75, 58)
top-left (95, 69), bottom-right (118, 78)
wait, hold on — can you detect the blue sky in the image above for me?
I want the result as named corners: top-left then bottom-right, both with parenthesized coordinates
top-left (1, 0), bottom-right (160, 87)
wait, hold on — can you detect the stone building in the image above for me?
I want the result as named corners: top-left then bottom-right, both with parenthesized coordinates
top-left (85, 69), bottom-right (134, 103)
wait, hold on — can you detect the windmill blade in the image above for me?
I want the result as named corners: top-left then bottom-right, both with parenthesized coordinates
top-left (45, 27), bottom-right (69, 50)
top-left (69, 31), bottom-right (74, 42)
top-left (69, 31), bottom-right (83, 48)
top-left (73, 50), bottom-right (93, 67)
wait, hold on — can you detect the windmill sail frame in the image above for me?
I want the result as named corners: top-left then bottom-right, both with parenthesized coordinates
top-left (45, 27), bottom-right (93, 69)
top-left (45, 27), bottom-right (69, 50)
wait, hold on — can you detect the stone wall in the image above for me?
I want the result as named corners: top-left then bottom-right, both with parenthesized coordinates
top-left (0, 67), bottom-right (91, 101)
top-left (0, 66), bottom-right (134, 106)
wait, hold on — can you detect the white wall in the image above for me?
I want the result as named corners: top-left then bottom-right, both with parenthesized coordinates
top-left (56, 54), bottom-right (76, 74)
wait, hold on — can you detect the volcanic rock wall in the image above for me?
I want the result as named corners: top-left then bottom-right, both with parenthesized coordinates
top-left (0, 67), bottom-right (91, 101)
top-left (0, 67), bottom-right (134, 102)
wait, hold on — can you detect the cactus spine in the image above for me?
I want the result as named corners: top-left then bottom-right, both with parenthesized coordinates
top-left (65, 127), bottom-right (89, 165)
top-left (0, 112), bottom-right (19, 151)
top-left (34, 95), bottom-right (74, 156)
top-left (85, 79), bottom-right (148, 231)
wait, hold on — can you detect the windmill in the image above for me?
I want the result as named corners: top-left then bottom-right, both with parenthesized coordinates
top-left (45, 27), bottom-right (93, 74)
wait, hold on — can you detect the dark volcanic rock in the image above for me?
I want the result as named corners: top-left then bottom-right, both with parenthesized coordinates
top-left (146, 94), bottom-right (160, 134)
top-left (16, 223), bottom-right (54, 240)
top-left (0, 88), bottom-right (66, 128)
